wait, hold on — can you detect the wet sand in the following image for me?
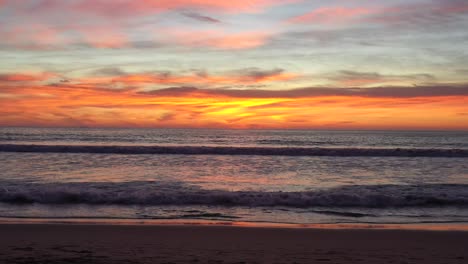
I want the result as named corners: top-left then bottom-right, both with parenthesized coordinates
top-left (0, 223), bottom-right (467, 264)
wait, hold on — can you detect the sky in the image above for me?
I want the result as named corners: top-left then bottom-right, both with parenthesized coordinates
top-left (0, 0), bottom-right (468, 130)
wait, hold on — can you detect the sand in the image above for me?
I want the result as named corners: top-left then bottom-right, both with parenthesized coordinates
top-left (0, 223), bottom-right (467, 264)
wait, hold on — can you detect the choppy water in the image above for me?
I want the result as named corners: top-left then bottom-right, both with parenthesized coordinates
top-left (0, 127), bottom-right (467, 225)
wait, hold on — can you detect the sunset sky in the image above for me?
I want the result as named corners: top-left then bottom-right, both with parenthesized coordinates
top-left (1, 0), bottom-right (468, 130)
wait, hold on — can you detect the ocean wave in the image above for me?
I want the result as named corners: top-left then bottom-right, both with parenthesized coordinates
top-left (1, 182), bottom-right (467, 208)
top-left (1, 144), bottom-right (468, 157)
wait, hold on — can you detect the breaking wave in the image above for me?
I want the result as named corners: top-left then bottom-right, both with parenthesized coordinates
top-left (1, 144), bottom-right (468, 157)
top-left (1, 182), bottom-right (468, 208)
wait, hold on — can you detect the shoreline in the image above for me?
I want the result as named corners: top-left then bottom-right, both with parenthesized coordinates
top-left (1, 217), bottom-right (468, 231)
top-left (1, 222), bottom-right (468, 263)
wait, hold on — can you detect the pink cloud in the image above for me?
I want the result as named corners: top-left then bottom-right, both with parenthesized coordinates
top-left (289, 7), bottom-right (373, 24)
top-left (77, 27), bottom-right (128, 48)
top-left (209, 32), bottom-right (270, 49)
top-left (40, 0), bottom-right (290, 18)
top-left (158, 29), bottom-right (272, 50)
top-left (439, 2), bottom-right (468, 14)
top-left (1, 0), bottom-right (295, 50)
top-left (1, 24), bottom-right (65, 49)
top-left (288, 1), bottom-right (468, 26)
top-left (82, 68), bottom-right (298, 86)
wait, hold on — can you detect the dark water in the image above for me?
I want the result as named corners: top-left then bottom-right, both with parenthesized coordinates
top-left (0, 127), bottom-right (467, 225)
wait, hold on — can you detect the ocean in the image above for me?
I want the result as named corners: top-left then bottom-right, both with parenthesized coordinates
top-left (1, 127), bottom-right (467, 226)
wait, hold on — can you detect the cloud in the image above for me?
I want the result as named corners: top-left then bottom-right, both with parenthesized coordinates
top-left (288, 1), bottom-right (468, 27)
top-left (0, 72), bottom-right (56, 82)
top-left (368, 0), bottom-right (468, 26)
top-left (71, 0), bottom-right (286, 16)
top-left (0, 23), bottom-right (272, 51)
top-left (0, 0), bottom-right (293, 50)
top-left (138, 84), bottom-right (468, 98)
top-left (92, 67), bottom-right (128, 76)
top-left (86, 68), bottom-right (297, 86)
top-left (4, 69), bottom-right (463, 100)
top-left (157, 112), bottom-right (176, 122)
top-left (2, 81), bottom-right (467, 130)
top-left (182, 12), bottom-right (221, 23)
top-left (77, 26), bottom-right (128, 48)
top-left (330, 71), bottom-right (436, 87)
top-left (455, 69), bottom-right (468, 74)
top-left (141, 86), bottom-right (198, 96)
top-left (289, 6), bottom-right (373, 24)
top-left (0, 24), bottom-right (67, 50)
top-left (234, 68), bottom-right (287, 82)
top-left (0, 22), bottom-right (127, 50)
top-left (11, 0), bottom-right (287, 19)
top-left (159, 29), bottom-right (273, 49)
top-left (31, 68), bottom-right (296, 91)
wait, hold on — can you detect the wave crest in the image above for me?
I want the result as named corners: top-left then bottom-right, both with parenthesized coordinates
top-left (1, 182), bottom-right (468, 208)
top-left (1, 144), bottom-right (468, 157)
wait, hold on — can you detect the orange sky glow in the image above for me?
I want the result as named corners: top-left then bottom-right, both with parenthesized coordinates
top-left (1, 83), bottom-right (467, 130)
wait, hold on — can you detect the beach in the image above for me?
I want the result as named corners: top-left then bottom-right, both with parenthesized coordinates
top-left (1, 223), bottom-right (467, 264)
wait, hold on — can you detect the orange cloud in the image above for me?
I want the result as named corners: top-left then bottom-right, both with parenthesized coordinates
top-left (1, 83), bottom-right (467, 130)
top-left (0, 72), bottom-right (56, 82)
top-left (289, 7), bottom-right (373, 24)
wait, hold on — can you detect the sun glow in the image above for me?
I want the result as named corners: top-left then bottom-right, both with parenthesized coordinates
top-left (1, 83), bottom-right (467, 130)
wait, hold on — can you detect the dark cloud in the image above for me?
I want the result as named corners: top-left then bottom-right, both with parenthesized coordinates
top-left (330, 70), bottom-right (436, 85)
top-left (333, 71), bottom-right (381, 81)
top-left (138, 84), bottom-right (468, 98)
top-left (279, 29), bottom-right (349, 44)
top-left (141, 86), bottom-right (198, 96)
top-left (153, 71), bottom-right (173, 79)
top-left (182, 12), bottom-right (221, 23)
top-left (233, 68), bottom-right (285, 81)
top-left (93, 67), bottom-right (127, 76)
top-left (0, 74), bottom-right (24, 82)
top-left (157, 112), bottom-right (176, 122)
top-left (192, 69), bottom-right (209, 78)
top-left (0, 74), bottom-right (19, 82)
top-left (0, 73), bottom-right (51, 82)
top-left (130, 41), bottom-right (164, 49)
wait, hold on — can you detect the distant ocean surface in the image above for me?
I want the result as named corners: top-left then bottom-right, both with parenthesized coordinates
top-left (1, 127), bottom-right (468, 225)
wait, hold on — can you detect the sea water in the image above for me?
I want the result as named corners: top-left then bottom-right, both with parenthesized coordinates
top-left (1, 127), bottom-right (467, 225)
